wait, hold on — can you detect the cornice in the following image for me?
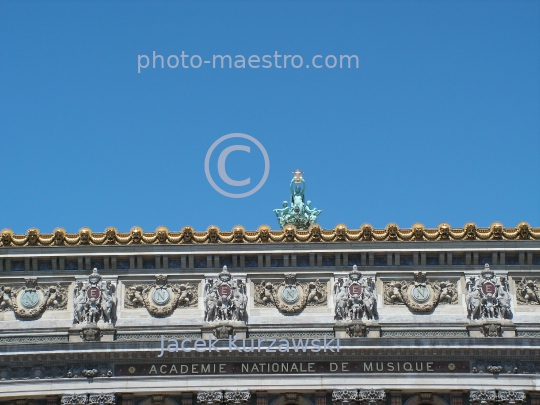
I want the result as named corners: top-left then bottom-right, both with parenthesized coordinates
top-left (0, 222), bottom-right (538, 248)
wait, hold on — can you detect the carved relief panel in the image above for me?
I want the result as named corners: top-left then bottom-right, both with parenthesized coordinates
top-left (383, 271), bottom-right (458, 312)
top-left (334, 265), bottom-right (378, 321)
top-left (124, 275), bottom-right (198, 316)
top-left (254, 273), bottom-right (327, 313)
top-left (203, 266), bottom-right (247, 323)
top-left (466, 264), bottom-right (512, 320)
top-left (0, 278), bottom-right (68, 318)
top-left (73, 269), bottom-right (117, 325)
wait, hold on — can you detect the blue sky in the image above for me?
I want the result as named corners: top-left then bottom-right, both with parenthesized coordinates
top-left (1, 1), bottom-right (539, 234)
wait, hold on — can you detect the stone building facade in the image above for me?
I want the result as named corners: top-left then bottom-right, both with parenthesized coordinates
top-left (0, 223), bottom-right (539, 405)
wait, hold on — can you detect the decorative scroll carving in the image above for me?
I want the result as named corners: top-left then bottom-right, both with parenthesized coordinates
top-left (213, 325), bottom-right (235, 339)
top-left (482, 323), bottom-right (502, 337)
top-left (73, 269), bottom-right (117, 325)
top-left (197, 392), bottom-right (223, 405)
top-left (0, 278), bottom-right (67, 318)
top-left (2, 222), bottom-right (537, 247)
top-left (470, 390), bottom-right (497, 405)
top-left (345, 323), bottom-right (369, 337)
top-left (358, 390), bottom-right (386, 405)
top-left (498, 391), bottom-right (526, 405)
top-left (61, 396), bottom-right (88, 405)
top-left (466, 264), bottom-right (512, 320)
top-left (516, 278), bottom-right (540, 305)
top-left (204, 267), bottom-right (247, 323)
top-left (88, 394), bottom-right (116, 405)
top-left (383, 272), bottom-right (457, 312)
top-left (124, 275), bottom-right (198, 316)
top-left (224, 391), bottom-right (251, 405)
top-left (254, 274), bottom-right (327, 313)
top-left (332, 390), bottom-right (358, 405)
top-left (334, 266), bottom-right (377, 321)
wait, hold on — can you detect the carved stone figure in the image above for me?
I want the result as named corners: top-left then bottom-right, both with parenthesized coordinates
top-left (345, 323), bottom-right (369, 337)
top-left (466, 264), bottom-right (513, 320)
top-left (483, 323), bottom-right (502, 337)
top-left (72, 269), bottom-right (117, 325)
top-left (0, 279), bottom-right (67, 318)
top-left (254, 274), bottom-right (327, 314)
top-left (204, 267), bottom-right (247, 323)
top-left (273, 170), bottom-right (322, 230)
top-left (334, 266), bottom-right (378, 321)
top-left (124, 275), bottom-right (198, 316)
top-left (383, 272), bottom-right (458, 312)
top-left (516, 278), bottom-right (540, 305)
top-left (213, 325), bottom-right (234, 339)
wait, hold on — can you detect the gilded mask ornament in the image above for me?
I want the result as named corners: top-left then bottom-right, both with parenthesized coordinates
top-left (517, 222), bottom-right (530, 239)
top-left (383, 272), bottom-right (458, 312)
top-left (27, 229), bottom-right (39, 245)
top-left (491, 223), bottom-right (503, 239)
top-left (1, 230), bottom-right (12, 246)
top-left (466, 264), bottom-right (512, 320)
top-left (207, 226), bottom-right (219, 243)
top-left (182, 226), bottom-right (194, 243)
top-left (284, 225), bottom-right (296, 242)
top-left (335, 224), bottom-right (347, 241)
top-left (387, 224), bottom-right (398, 240)
top-left (130, 227), bottom-right (142, 243)
top-left (254, 273), bottom-right (327, 314)
top-left (465, 223), bottom-right (477, 239)
top-left (412, 224), bottom-right (424, 240)
top-left (334, 266), bottom-right (377, 321)
top-left (257, 225), bottom-right (270, 243)
top-left (309, 224), bottom-right (322, 241)
top-left (53, 228), bottom-right (65, 245)
top-left (124, 275), bottom-right (198, 316)
top-left (156, 227), bottom-right (168, 243)
top-left (232, 226), bottom-right (244, 243)
top-left (79, 228), bottom-right (91, 244)
top-left (361, 224), bottom-right (373, 241)
top-left (105, 228), bottom-right (117, 244)
top-left (438, 223), bottom-right (450, 239)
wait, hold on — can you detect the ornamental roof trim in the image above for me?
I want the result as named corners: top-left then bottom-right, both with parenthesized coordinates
top-left (0, 222), bottom-right (538, 247)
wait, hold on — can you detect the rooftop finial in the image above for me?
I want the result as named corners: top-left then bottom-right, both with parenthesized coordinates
top-left (273, 170), bottom-right (322, 230)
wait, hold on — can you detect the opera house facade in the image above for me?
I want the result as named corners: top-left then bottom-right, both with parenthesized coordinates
top-left (0, 186), bottom-right (539, 405)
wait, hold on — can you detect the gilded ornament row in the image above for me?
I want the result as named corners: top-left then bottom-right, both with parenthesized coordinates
top-left (0, 221), bottom-right (538, 247)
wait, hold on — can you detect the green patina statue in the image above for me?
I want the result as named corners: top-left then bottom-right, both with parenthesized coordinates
top-left (273, 170), bottom-right (322, 230)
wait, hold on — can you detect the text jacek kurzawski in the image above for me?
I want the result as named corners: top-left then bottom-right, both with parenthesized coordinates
top-left (157, 335), bottom-right (340, 357)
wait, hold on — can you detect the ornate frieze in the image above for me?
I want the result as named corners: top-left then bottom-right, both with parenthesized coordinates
top-left (383, 272), bottom-right (457, 312)
top-left (0, 364), bottom-right (113, 380)
top-left (332, 390), bottom-right (358, 405)
top-left (254, 274), bottom-right (327, 313)
top-left (124, 275), bottom-right (198, 316)
top-left (61, 395), bottom-right (88, 405)
top-left (334, 266), bottom-right (377, 321)
top-left (358, 390), bottom-right (386, 405)
top-left (470, 391), bottom-right (526, 405)
top-left (0, 278), bottom-right (67, 318)
top-left (466, 264), bottom-right (512, 320)
top-left (224, 391), bottom-right (251, 405)
top-left (197, 392), bottom-right (223, 405)
top-left (2, 221), bottom-right (537, 247)
top-left (204, 267), bottom-right (247, 323)
top-left (515, 278), bottom-right (540, 305)
top-left (73, 269), bottom-right (117, 325)
top-left (88, 394), bottom-right (116, 405)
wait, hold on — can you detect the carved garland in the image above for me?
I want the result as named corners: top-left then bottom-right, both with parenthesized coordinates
top-left (1, 221), bottom-right (538, 247)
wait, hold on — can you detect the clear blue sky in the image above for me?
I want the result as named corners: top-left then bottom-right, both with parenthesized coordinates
top-left (1, 1), bottom-right (539, 234)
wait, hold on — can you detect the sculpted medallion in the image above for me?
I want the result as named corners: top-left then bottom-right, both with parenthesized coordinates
top-left (204, 266), bottom-right (247, 323)
top-left (124, 275), bottom-right (198, 316)
top-left (334, 266), bottom-right (377, 321)
top-left (466, 264), bottom-right (512, 320)
top-left (383, 272), bottom-right (457, 312)
top-left (515, 278), bottom-right (540, 305)
top-left (0, 278), bottom-right (68, 318)
top-left (254, 273), bottom-right (327, 314)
